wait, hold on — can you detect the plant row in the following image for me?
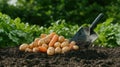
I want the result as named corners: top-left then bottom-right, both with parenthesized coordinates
top-left (0, 12), bottom-right (120, 48)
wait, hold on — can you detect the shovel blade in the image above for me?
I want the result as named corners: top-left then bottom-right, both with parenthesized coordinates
top-left (89, 32), bottom-right (98, 43)
top-left (70, 27), bottom-right (98, 47)
top-left (70, 27), bottom-right (89, 42)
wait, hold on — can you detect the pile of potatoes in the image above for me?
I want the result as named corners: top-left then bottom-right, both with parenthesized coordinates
top-left (19, 32), bottom-right (79, 55)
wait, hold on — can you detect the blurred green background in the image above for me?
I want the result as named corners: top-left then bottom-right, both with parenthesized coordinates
top-left (0, 0), bottom-right (120, 26)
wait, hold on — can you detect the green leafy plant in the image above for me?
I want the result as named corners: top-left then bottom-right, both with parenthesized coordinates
top-left (0, 12), bottom-right (45, 48)
top-left (95, 18), bottom-right (120, 47)
top-left (44, 20), bottom-right (79, 39)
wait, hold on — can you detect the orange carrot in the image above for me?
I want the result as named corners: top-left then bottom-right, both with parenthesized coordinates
top-left (49, 34), bottom-right (59, 47)
top-left (39, 46), bottom-right (47, 53)
top-left (48, 32), bottom-right (56, 39)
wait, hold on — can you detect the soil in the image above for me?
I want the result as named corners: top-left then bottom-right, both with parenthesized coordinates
top-left (0, 46), bottom-right (120, 67)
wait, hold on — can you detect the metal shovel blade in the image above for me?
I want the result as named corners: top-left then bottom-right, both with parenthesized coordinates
top-left (70, 13), bottom-right (104, 47)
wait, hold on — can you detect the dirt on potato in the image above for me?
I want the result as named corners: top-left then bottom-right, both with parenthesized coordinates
top-left (0, 46), bottom-right (120, 67)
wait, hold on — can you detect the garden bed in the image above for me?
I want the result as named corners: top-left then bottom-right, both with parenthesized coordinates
top-left (0, 46), bottom-right (120, 67)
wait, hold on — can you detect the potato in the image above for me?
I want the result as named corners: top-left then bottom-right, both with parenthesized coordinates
top-left (64, 39), bottom-right (69, 42)
top-left (73, 45), bottom-right (79, 50)
top-left (42, 43), bottom-right (48, 48)
top-left (38, 39), bottom-right (45, 46)
top-left (44, 37), bottom-right (51, 44)
top-left (55, 47), bottom-right (62, 54)
top-left (25, 48), bottom-right (33, 52)
top-left (69, 44), bottom-right (73, 50)
top-left (47, 47), bottom-right (55, 55)
top-left (54, 42), bottom-right (61, 48)
top-left (33, 42), bottom-right (39, 47)
top-left (19, 43), bottom-right (29, 51)
top-left (29, 42), bottom-right (34, 49)
top-left (61, 42), bottom-right (69, 48)
top-left (33, 47), bottom-right (40, 52)
top-left (58, 36), bottom-right (65, 42)
top-left (62, 46), bottom-right (70, 53)
top-left (34, 38), bottom-right (40, 46)
top-left (40, 34), bottom-right (47, 38)
top-left (34, 38), bottom-right (40, 42)
top-left (70, 41), bottom-right (76, 45)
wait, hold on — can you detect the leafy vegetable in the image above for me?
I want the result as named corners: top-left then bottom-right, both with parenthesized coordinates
top-left (0, 12), bottom-right (44, 48)
top-left (44, 20), bottom-right (79, 39)
top-left (95, 18), bottom-right (120, 47)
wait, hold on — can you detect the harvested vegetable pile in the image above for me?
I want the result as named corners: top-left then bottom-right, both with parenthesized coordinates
top-left (19, 32), bottom-right (79, 55)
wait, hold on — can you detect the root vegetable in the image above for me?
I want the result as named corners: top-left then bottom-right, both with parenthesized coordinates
top-left (61, 42), bottom-right (69, 48)
top-left (62, 46), bottom-right (70, 53)
top-left (25, 48), bottom-right (33, 52)
top-left (34, 38), bottom-right (40, 41)
top-left (69, 41), bottom-right (76, 49)
top-left (47, 47), bottom-right (55, 55)
top-left (64, 39), bottom-right (69, 42)
top-left (73, 45), bottom-right (79, 50)
top-left (38, 39), bottom-right (45, 46)
top-left (54, 42), bottom-right (61, 48)
top-left (39, 46), bottom-right (47, 53)
top-left (48, 32), bottom-right (56, 39)
top-left (69, 44), bottom-right (74, 49)
top-left (58, 36), bottom-right (65, 42)
top-left (33, 42), bottom-right (38, 47)
top-left (29, 42), bottom-right (34, 49)
top-left (55, 47), bottom-right (62, 54)
top-left (70, 41), bottom-right (76, 45)
top-left (19, 43), bottom-right (29, 51)
top-left (49, 34), bottom-right (59, 47)
top-left (33, 47), bottom-right (40, 52)
top-left (42, 43), bottom-right (48, 48)
top-left (40, 34), bottom-right (47, 38)
top-left (44, 37), bottom-right (51, 44)
top-left (34, 38), bottom-right (40, 46)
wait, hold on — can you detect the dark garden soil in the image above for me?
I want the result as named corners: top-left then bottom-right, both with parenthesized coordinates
top-left (0, 46), bottom-right (120, 67)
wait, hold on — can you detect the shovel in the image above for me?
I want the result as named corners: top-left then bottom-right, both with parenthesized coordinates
top-left (70, 13), bottom-right (104, 48)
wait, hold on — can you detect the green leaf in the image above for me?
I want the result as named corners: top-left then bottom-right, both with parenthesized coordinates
top-left (104, 18), bottom-right (114, 26)
top-left (95, 18), bottom-right (120, 47)
top-left (8, 33), bottom-right (19, 44)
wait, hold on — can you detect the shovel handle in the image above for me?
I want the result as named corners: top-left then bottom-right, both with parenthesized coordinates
top-left (90, 13), bottom-right (104, 31)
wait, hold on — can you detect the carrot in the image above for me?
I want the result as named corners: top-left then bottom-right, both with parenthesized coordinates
top-left (49, 34), bottom-right (59, 47)
top-left (39, 46), bottom-right (47, 52)
top-left (48, 32), bottom-right (56, 39)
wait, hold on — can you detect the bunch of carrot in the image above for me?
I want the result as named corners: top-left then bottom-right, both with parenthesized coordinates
top-left (19, 32), bottom-right (79, 55)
